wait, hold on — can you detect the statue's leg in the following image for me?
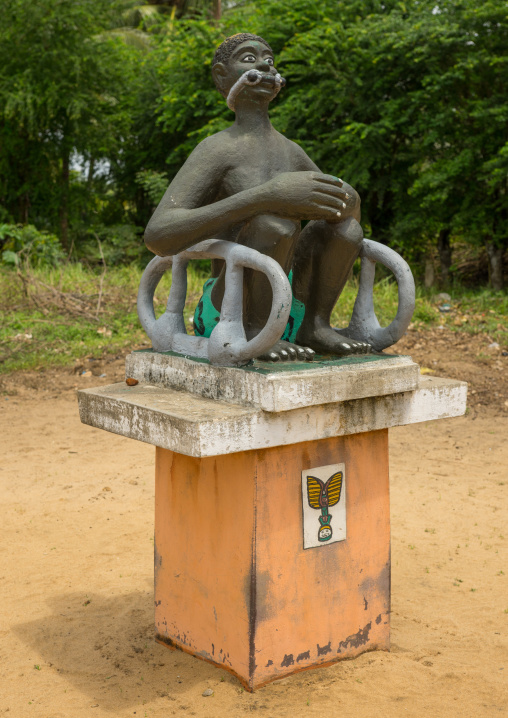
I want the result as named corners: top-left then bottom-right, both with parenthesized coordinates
top-left (291, 218), bottom-right (371, 356)
top-left (210, 214), bottom-right (315, 362)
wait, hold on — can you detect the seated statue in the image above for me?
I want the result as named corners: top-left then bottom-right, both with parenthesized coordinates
top-left (144, 32), bottom-right (373, 362)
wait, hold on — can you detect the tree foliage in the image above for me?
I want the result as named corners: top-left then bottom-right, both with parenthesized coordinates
top-left (0, 0), bottom-right (505, 287)
top-left (0, 0), bottom-right (143, 247)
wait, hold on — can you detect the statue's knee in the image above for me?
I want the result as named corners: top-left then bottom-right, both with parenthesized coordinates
top-left (333, 217), bottom-right (363, 249)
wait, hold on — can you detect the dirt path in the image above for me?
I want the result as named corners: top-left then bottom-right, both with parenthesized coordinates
top-left (1, 339), bottom-right (507, 717)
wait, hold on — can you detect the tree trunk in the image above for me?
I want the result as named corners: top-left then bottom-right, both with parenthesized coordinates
top-left (437, 228), bottom-right (452, 286)
top-left (424, 257), bottom-right (435, 288)
top-left (60, 147), bottom-right (70, 250)
top-left (213, 0), bottom-right (221, 20)
top-left (485, 237), bottom-right (504, 291)
top-left (87, 156), bottom-right (95, 186)
top-left (18, 192), bottom-right (30, 224)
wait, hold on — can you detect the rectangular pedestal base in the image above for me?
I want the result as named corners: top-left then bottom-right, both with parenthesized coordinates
top-left (154, 430), bottom-right (390, 690)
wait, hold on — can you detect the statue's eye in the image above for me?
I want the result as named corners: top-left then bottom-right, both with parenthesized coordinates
top-left (266, 57), bottom-right (274, 65)
top-left (241, 54), bottom-right (256, 63)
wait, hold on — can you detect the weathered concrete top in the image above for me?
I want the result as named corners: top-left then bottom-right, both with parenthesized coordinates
top-left (78, 375), bottom-right (467, 458)
top-left (125, 350), bottom-right (420, 413)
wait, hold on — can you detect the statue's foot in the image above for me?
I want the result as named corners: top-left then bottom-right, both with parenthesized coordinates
top-left (257, 339), bottom-right (315, 362)
top-left (297, 323), bottom-right (371, 356)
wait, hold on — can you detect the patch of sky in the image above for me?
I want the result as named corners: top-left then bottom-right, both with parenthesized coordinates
top-left (70, 151), bottom-right (111, 179)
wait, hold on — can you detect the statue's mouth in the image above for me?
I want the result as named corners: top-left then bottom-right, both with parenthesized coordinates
top-left (258, 73), bottom-right (277, 85)
top-left (246, 70), bottom-right (286, 88)
top-left (227, 70), bottom-right (286, 111)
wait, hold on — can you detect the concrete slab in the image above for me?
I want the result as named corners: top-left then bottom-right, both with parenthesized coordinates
top-left (125, 350), bottom-right (420, 412)
top-left (78, 375), bottom-right (467, 458)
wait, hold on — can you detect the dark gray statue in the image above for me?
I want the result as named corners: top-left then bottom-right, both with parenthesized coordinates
top-left (140, 33), bottom-right (415, 366)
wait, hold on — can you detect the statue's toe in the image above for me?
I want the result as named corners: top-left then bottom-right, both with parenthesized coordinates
top-left (258, 340), bottom-right (316, 363)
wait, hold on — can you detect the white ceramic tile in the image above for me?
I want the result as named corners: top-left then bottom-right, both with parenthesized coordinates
top-left (301, 463), bottom-right (346, 549)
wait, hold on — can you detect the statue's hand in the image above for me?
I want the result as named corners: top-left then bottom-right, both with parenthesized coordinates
top-left (264, 171), bottom-right (350, 221)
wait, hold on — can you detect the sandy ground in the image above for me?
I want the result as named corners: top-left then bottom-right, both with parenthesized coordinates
top-left (1, 331), bottom-right (507, 717)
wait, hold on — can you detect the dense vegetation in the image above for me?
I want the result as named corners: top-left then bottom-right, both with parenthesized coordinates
top-left (0, 0), bottom-right (506, 288)
top-left (1, 261), bottom-right (506, 373)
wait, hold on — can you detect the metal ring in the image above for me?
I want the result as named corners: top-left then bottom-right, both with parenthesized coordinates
top-left (137, 240), bottom-right (292, 367)
top-left (343, 239), bottom-right (415, 351)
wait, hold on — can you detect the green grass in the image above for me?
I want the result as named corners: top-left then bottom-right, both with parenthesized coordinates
top-left (0, 263), bottom-right (209, 373)
top-left (332, 276), bottom-right (507, 342)
top-left (0, 263), bottom-right (506, 374)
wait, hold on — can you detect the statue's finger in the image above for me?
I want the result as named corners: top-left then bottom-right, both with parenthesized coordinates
top-left (312, 200), bottom-right (347, 217)
top-left (312, 183), bottom-right (349, 200)
top-left (314, 174), bottom-right (344, 186)
top-left (312, 190), bottom-right (347, 206)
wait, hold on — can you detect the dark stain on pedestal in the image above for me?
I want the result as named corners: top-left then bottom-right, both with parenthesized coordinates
top-left (337, 621), bottom-right (372, 653)
top-left (248, 500), bottom-right (258, 681)
top-left (317, 641), bottom-right (332, 657)
top-left (360, 561), bottom-right (390, 600)
top-left (297, 650), bottom-right (311, 663)
top-left (254, 570), bottom-right (273, 622)
top-left (281, 654), bottom-right (294, 667)
top-left (218, 648), bottom-right (232, 666)
top-left (376, 614), bottom-right (382, 624)
top-left (154, 540), bottom-right (162, 568)
top-left (155, 632), bottom-right (176, 649)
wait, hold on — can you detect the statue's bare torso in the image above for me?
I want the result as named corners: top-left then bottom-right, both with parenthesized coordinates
top-left (201, 128), bottom-right (305, 253)
top-left (144, 36), bottom-right (370, 361)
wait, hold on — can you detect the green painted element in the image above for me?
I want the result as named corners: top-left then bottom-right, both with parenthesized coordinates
top-left (134, 347), bottom-right (403, 372)
top-left (281, 271), bottom-right (306, 343)
top-left (193, 278), bottom-right (219, 338)
top-left (245, 352), bottom-right (394, 374)
top-left (193, 271), bottom-right (306, 342)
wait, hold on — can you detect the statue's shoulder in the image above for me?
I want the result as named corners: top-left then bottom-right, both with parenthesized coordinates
top-left (194, 127), bottom-right (236, 150)
top-left (187, 127), bottom-right (236, 162)
top-left (274, 131), bottom-right (315, 170)
top-left (288, 139), bottom-right (315, 168)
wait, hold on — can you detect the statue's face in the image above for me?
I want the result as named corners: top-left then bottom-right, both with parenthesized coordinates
top-left (214, 40), bottom-right (279, 103)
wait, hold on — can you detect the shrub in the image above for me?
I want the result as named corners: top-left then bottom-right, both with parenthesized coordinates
top-left (0, 224), bottom-right (65, 268)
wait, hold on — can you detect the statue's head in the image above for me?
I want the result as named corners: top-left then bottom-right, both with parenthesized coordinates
top-left (212, 33), bottom-right (280, 104)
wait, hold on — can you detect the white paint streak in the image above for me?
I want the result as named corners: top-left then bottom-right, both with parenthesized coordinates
top-left (125, 352), bottom-right (420, 413)
top-left (78, 376), bottom-right (467, 458)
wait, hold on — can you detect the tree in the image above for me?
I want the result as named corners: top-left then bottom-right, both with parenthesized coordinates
top-left (0, 0), bottom-right (142, 247)
top-left (1, 0), bottom-right (505, 287)
top-left (267, 0), bottom-right (507, 287)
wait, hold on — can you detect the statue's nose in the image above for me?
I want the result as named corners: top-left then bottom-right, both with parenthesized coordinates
top-left (257, 58), bottom-right (273, 72)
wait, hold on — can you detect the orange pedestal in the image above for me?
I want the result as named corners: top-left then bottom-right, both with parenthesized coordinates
top-left (154, 429), bottom-right (390, 690)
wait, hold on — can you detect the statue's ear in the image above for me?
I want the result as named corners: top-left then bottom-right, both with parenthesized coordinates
top-left (212, 62), bottom-right (228, 94)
